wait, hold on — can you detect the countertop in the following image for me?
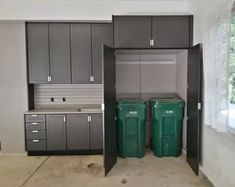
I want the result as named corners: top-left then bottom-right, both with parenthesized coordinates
top-left (25, 105), bottom-right (103, 114)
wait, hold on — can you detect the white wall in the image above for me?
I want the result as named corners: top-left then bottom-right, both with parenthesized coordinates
top-left (0, 0), bottom-right (189, 21)
top-left (188, 0), bottom-right (235, 186)
top-left (0, 22), bottom-right (27, 153)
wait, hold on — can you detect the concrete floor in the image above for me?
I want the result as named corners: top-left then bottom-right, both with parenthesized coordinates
top-left (0, 151), bottom-right (212, 187)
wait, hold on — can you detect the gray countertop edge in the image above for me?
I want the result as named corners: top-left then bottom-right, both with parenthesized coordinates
top-left (24, 109), bottom-right (103, 115)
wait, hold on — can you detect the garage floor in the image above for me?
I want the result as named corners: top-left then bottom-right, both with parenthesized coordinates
top-left (0, 151), bottom-right (212, 187)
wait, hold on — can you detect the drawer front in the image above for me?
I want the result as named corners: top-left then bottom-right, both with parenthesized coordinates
top-left (25, 115), bottom-right (45, 123)
top-left (26, 130), bottom-right (46, 140)
top-left (26, 140), bottom-right (46, 151)
top-left (26, 123), bottom-right (46, 131)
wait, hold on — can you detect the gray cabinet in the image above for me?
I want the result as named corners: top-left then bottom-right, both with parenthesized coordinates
top-left (152, 16), bottom-right (191, 48)
top-left (90, 114), bottom-right (103, 149)
top-left (67, 115), bottom-right (90, 150)
top-left (27, 23), bottom-right (50, 83)
top-left (46, 115), bottom-right (66, 151)
top-left (113, 16), bottom-right (152, 48)
top-left (49, 24), bottom-right (71, 84)
top-left (25, 114), bottom-right (46, 151)
top-left (113, 15), bottom-right (193, 49)
top-left (71, 24), bottom-right (92, 84)
top-left (91, 24), bottom-right (113, 83)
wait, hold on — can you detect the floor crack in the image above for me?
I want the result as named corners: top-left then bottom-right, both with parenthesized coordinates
top-left (19, 156), bottom-right (49, 187)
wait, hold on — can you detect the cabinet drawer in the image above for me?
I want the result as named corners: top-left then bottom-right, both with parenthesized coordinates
top-left (26, 123), bottom-right (46, 131)
top-left (25, 115), bottom-right (45, 123)
top-left (26, 140), bottom-right (46, 151)
top-left (26, 130), bottom-right (46, 140)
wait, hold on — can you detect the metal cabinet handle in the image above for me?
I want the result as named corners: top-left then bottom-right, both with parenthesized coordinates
top-left (63, 116), bottom-right (66, 123)
top-left (32, 122), bottom-right (38, 125)
top-left (48, 76), bottom-right (52, 82)
top-left (32, 115), bottom-right (38, 117)
top-left (32, 130), bottom-right (38, 133)
top-left (33, 140), bottom-right (39, 143)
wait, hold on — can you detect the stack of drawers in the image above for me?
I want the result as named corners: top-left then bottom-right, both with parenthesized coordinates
top-left (25, 114), bottom-right (47, 151)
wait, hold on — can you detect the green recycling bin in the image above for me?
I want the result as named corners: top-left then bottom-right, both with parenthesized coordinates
top-left (117, 100), bottom-right (147, 158)
top-left (150, 98), bottom-right (185, 157)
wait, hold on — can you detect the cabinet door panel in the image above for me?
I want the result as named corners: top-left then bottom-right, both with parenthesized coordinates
top-left (27, 23), bottom-right (49, 83)
top-left (90, 114), bottom-right (103, 149)
top-left (46, 115), bottom-right (66, 150)
top-left (92, 24), bottom-right (113, 83)
top-left (67, 115), bottom-right (90, 150)
top-left (71, 24), bottom-right (92, 84)
top-left (152, 16), bottom-right (191, 48)
top-left (113, 16), bottom-right (151, 48)
top-left (49, 24), bottom-right (71, 83)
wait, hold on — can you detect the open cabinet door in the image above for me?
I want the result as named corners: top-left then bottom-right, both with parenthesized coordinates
top-left (187, 44), bottom-right (203, 175)
top-left (102, 45), bottom-right (117, 176)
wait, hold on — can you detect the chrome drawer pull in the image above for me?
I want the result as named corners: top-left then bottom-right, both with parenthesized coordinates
top-left (33, 140), bottom-right (39, 143)
top-left (32, 123), bottom-right (38, 125)
top-left (32, 130), bottom-right (38, 133)
top-left (32, 115), bottom-right (38, 117)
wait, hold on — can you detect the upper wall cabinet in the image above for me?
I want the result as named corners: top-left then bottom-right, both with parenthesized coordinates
top-left (27, 23), bottom-right (50, 83)
top-left (113, 16), bottom-right (152, 48)
top-left (91, 24), bottom-right (113, 84)
top-left (49, 24), bottom-right (71, 84)
top-left (151, 16), bottom-right (192, 48)
top-left (27, 22), bottom-right (113, 84)
top-left (71, 24), bottom-right (92, 84)
top-left (113, 15), bottom-right (193, 49)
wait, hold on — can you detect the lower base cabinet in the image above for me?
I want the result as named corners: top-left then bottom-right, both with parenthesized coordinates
top-left (46, 115), bottom-right (67, 151)
top-left (67, 115), bottom-right (90, 150)
top-left (25, 113), bottom-right (103, 154)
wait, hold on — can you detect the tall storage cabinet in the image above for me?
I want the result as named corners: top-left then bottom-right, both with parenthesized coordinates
top-left (27, 23), bottom-right (50, 83)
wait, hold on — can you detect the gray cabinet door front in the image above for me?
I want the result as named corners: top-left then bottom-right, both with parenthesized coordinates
top-left (67, 115), bottom-right (90, 150)
top-left (91, 24), bottom-right (113, 83)
top-left (113, 16), bottom-right (151, 48)
top-left (152, 16), bottom-right (191, 48)
top-left (27, 23), bottom-right (50, 83)
top-left (90, 114), bottom-right (103, 149)
top-left (46, 115), bottom-right (66, 150)
top-left (49, 24), bottom-right (71, 83)
top-left (71, 24), bottom-right (92, 84)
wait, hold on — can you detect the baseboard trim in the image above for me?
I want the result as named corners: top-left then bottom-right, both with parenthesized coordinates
top-left (198, 169), bottom-right (215, 187)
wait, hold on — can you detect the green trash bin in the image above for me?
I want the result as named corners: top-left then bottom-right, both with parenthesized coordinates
top-left (117, 100), bottom-right (147, 158)
top-left (150, 98), bottom-right (185, 157)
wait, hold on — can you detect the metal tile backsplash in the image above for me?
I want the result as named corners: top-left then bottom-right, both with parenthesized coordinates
top-left (34, 84), bottom-right (103, 108)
